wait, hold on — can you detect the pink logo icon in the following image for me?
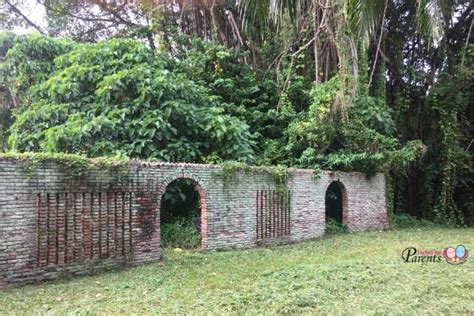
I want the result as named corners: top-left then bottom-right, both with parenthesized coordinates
top-left (443, 245), bottom-right (469, 265)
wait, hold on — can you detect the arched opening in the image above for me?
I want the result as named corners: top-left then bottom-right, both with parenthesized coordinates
top-left (160, 178), bottom-right (207, 249)
top-left (325, 181), bottom-right (347, 233)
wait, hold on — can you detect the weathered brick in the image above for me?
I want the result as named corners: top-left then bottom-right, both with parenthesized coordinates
top-left (0, 158), bottom-right (388, 287)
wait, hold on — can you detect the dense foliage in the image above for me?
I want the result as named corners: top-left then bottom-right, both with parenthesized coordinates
top-left (0, 0), bottom-right (472, 226)
top-left (2, 34), bottom-right (254, 163)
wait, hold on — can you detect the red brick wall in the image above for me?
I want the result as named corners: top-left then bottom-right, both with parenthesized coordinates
top-left (0, 158), bottom-right (388, 287)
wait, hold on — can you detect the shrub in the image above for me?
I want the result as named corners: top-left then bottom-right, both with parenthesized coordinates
top-left (325, 217), bottom-right (348, 234)
top-left (3, 35), bottom-right (255, 163)
top-left (161, 217), bottom-right (201, 249)
top-left (391, 213), bottom-right (438, 229)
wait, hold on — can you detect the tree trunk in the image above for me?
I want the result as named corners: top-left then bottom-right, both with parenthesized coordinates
top-left (313, 0), bottom-right (321, 83)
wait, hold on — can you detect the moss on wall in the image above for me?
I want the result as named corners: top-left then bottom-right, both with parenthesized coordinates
top-left (0, 152), bottom-right (129, 185)
top-left (218, 161), bottom-right (293, 194)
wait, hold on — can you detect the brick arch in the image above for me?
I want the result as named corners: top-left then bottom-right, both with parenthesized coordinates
top-left (325, 180), bottom-right (349, 226)
top-left (156, 174), bottom-right (209, 250)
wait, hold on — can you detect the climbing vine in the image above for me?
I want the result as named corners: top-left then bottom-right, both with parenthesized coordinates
top-left (218, 161), bottom-right (292, 194)
top-left (428, 65), bottom-right (472, 226)
top-left (0, 152), bottom-right (129, 185)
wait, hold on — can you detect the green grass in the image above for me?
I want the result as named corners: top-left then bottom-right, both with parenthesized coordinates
top-left (161, 217), bottom-right (201, 249)
top-left (1, 228), bottom-right (473, 314)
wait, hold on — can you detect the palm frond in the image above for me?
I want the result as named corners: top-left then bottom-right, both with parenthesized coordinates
top-left (237, 0), bottom-right (310, 40)
top-left (334, 0), bottom-right (386, 38)
top-left (415, 0), bottom-right (459, 46)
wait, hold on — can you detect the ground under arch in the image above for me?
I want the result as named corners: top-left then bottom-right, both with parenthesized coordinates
top-left (159, 177), bottom-right (208, 249)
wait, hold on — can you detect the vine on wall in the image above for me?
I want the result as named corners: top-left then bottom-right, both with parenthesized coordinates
top-left (0, 152), bottom-right (129, 186)
top-left (218, 161), bottom-right (292, 195)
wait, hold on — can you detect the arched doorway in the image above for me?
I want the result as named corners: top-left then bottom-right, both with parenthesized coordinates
top-left (325, 181), bottom-right (347, 231)
top-left (160, 178), bottom-right (207, 249)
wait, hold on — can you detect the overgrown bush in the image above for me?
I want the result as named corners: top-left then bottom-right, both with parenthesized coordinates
top-left (0, 108), bottom-right (12, 151)
top-left (391, 213), bottom-right (438, 229)
top-left (325, 218), bottom-right (348, 234)
top-left (286, 77), bottom-right (425, 176)
top-left (161, 218), bottom-right (201, 249)
top-left (2, 35), bottom-right (255, 163)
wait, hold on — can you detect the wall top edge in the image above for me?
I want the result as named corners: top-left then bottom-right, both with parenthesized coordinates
top-left (0, 156), bottom-right (384, 178)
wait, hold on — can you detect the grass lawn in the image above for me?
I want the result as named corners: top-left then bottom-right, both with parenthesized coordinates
top-left (1, 228), bottom-right (473, 314)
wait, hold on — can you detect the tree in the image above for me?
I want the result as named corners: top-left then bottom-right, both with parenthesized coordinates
top-left (3, 34), bottom-right (255, 163)
top-left (0, 0), bottom-right (472, 226)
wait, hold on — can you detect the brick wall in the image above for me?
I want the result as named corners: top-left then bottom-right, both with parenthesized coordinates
top-left (0, 157), bottom-right (388, 287)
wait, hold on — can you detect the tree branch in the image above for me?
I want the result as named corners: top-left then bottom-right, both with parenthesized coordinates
top-left (96, 2), bottom-right (138, 27)
top-left (4, 0), bottom-right (46, 34)
top-left (461, 18), bottom-right (473, 67)
top-left (368, 0), bottom-right (388, 88)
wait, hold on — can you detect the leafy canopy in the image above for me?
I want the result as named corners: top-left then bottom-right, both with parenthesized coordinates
top-left (3, 34), bottom-right (255, 163)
